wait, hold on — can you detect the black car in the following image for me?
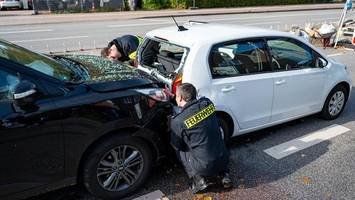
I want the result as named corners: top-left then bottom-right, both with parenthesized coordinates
top-left (0, 39), bottom-right (172, 199)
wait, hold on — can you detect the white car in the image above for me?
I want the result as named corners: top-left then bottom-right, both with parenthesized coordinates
top-left (137, 23), bottom-right (352, 141)
top-left (0, 0), bottom-right (22, 10)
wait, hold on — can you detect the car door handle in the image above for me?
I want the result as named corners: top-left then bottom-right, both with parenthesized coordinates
top-left (275, 80), bottom-right (286, 85)
top-left (221, 86), bottom-right (235, 93)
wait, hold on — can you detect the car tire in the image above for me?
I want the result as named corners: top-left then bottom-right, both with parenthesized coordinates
top-left (320, 85), bottom-right (348, 120)
top-left (82, 135), bottom-right (153, 200)
top-left (218, 117), bottom-right (231, 144)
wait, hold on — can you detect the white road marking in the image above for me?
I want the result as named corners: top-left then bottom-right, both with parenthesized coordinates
top-left (138, 18), bottom-right (171, 22)
top-left (246, 21), bottom-right (281, 26)
top-left (264, 124), bottom-right (350, 159)
top-left (11, 36), bottom-right (89, 43)
top-left (0, 29), bottom-right (53, 35)
top-left (328, 53), bottom-right (344, 57)
top-left (133, 190), bottom-right (167, 200)
top-left (311, 17), bottom-right (338, 21)
top-left (108, 22), bottom-right (172, 28)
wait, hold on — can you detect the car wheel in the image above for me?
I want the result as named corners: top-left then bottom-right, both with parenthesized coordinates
top-left (83, 136), bottom-right (153, 199)
top-left (218, 117), bottom-right (231, 144)
top-left (320, 85), bottom-right (348, 120)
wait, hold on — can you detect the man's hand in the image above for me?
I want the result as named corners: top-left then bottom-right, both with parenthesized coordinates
top-left (131, 59), bottom-right (138, 68)
top-left (163, 85), bottom-right (175, 98)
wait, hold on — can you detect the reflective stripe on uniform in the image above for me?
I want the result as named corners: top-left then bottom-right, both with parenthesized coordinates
top-left (129, 51), bottom-right (137, 60)
top-left (136, 35), bottom-right (143, 43)
top-left (184, 104), bottom-right (215, 129)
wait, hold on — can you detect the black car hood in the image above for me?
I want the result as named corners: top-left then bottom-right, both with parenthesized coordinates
top-left (57, 55), bottom-right (158, 92)
top-left (87, 79), bottom-right (154, 92)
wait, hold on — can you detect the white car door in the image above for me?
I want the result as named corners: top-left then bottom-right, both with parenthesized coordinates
top-left (209, 39), bottom-right (274, 130)
top-left (267, 37), bottom-right (326, 122)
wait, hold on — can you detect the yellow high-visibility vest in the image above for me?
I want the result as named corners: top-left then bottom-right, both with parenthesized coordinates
top-left (128, 35), bottom-right (143, 60)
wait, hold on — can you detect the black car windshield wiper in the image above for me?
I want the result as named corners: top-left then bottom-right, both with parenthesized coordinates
top-left (70, 73), bottom-right (85, 84)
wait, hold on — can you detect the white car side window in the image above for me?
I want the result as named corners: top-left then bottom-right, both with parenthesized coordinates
top-left (209, 39), bottom-right (271, 78)
top-left (267, 38), bottom-right (316, 71)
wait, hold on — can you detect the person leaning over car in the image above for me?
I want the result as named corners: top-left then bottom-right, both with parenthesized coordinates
top-left (170, 83), bottom-right (232, 194)
top-left (101, 35), bottom-right (143, 67)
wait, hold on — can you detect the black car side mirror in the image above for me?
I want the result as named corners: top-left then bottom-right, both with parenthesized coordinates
top-left (13, 80), bottom-right (38, 112)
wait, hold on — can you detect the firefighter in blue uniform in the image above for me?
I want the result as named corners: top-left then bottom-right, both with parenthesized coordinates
top-left (170, 83), bottom-right (232, 193)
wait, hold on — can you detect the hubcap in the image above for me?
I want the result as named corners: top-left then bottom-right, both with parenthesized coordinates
top-left (328, 91), bottom-right (345, 117)
top-left (97, 145), bottom-right (144, 192)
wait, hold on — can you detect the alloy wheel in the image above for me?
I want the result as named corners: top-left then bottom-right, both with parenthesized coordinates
top-left (328, 91), bottom-right (345, 117)
top-left (96, 145), bottom-right (144, 192)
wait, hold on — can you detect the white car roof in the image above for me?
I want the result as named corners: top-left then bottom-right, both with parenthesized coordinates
top-left (146, 23), bottom-right (297, 47)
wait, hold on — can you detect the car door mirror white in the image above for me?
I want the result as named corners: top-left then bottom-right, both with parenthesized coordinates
top-left (316, 57), bottom-right (327, 68)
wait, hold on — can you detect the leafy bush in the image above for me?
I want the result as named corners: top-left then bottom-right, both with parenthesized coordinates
top-left (170, 0), bottom-right (189, 9)
top-left (142, 0), bottom-right (172, 9)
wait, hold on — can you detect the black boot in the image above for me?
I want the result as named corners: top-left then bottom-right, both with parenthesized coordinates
top-left (190, 175), bottom-right (209, 194)
top-left (219, 172), bottom-right (232, 189)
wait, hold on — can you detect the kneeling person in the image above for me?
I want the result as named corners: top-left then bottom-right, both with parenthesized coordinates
top-left (170, 83), bottom-right (231, 193)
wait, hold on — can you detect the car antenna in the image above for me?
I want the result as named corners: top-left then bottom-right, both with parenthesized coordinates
top-left (172, 16), bottom-right (188, 31)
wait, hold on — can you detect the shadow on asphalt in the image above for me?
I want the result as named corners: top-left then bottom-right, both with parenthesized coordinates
top-left (223, 86), bottom-right (355, 190)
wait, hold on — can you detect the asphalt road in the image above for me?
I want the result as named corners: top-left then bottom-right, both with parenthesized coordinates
top-left (0, 9), bottom-right (354, 53)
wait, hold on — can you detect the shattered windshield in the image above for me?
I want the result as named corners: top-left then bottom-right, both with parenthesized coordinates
top-left (60, 55), bottom-right (148, 83)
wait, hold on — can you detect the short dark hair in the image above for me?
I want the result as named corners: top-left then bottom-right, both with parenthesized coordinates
top-left (177, 83), bottom-right (197, 102)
